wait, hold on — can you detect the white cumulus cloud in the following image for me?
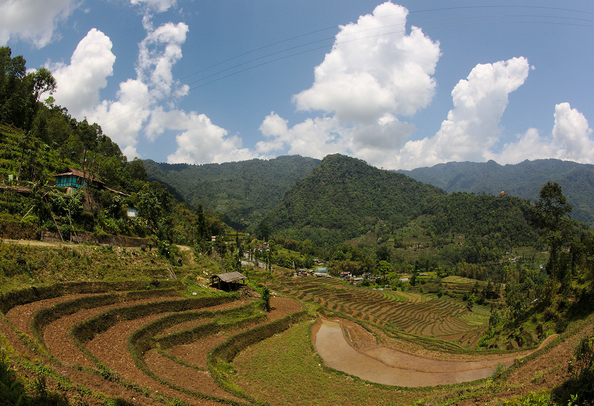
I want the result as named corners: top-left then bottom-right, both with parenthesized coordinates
top-left (130, 0), bottom-right (177, 13)
top-left (0, 0), bottom-right (79, 48)
top-left (49, 20), bottom-right (190, 158)
top-left (293, 2), bottom-right (439, 123)
top-left (552, 102), bottom-right (594, 161)
top-left (47, 29), bottom-right (116, 118)
top-left (396, 56), bottom-right (530, 169)
top-left (163, 110), bottom-right (257, 164)
top-left (89, 78), bottom-right (151, 158)
top-left (44, 11), bottom-right (247, 163)
top-left (137, 22), bottom-right (189, 101)
top-left (257, 1), bottom-right (440, 167)
top-left (494, 103), bottom-right (594, 164)
top-left (257, 112), bottom-right (347, 158)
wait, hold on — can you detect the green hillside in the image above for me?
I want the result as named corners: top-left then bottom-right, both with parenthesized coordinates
top-left (261, 154), bottom-right (538, 250)
top-left (144, 156), bottom-right (320, 229)
top-left (0, 45), bottom-right (231, 250)
top-left (400, 159), bottom-right (594, 226)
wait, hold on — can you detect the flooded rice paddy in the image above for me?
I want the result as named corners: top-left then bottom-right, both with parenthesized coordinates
top-left (314, 319), bottom-right (518, 387)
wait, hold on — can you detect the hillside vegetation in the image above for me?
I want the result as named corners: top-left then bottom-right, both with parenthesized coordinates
top-left (261, 154), bottom-right (538, 251)
top-left (144, 156), bottom-right (320, 229)
top-left (400, 159), bottom-right (594, 226)
top-left (0, 45), bottom-right (233, 263)
top-left (261, 154), bottom-right (445, 246)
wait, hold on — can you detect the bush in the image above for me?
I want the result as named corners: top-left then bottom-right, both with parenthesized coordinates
top-left (261, 286), bottom-right (271, 312)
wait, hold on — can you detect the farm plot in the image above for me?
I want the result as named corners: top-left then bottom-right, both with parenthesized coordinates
top-left (0, 281), bottom-right (304, 406)
top-left (271, 276), bottom-right (489, 347)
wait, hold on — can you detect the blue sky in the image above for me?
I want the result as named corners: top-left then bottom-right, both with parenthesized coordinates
top-left (2, 0), bottom-right (594, 169)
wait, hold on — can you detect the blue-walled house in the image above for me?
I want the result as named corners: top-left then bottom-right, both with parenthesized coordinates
top-left (54, 167), bottom-right (128, 197)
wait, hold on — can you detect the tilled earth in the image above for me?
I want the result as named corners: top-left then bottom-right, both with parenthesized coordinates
top-left (2, 290), bottom-right (303, 406)
top-left (1, 284), bottom-right (587, 406)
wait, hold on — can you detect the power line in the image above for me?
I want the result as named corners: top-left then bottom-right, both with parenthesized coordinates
top-left (99, 7), bottom-right (594, 128)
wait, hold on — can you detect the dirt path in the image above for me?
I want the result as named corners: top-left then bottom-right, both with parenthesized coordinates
top-left (0, 238), bottom-right (66, 247)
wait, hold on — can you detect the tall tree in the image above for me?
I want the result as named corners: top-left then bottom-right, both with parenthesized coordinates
top-left (530, 181), bottom-right (573, 280)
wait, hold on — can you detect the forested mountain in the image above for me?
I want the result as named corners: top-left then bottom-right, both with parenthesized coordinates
top-left (261, 154), bottom-right (538, 249)
top-left (400, 159), bottom-right (594, 226)
top-left (144, 156), bottom-right (320, 229)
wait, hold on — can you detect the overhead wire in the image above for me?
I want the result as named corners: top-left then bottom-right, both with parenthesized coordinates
top-left (99, 5), bottom-right (594, 128)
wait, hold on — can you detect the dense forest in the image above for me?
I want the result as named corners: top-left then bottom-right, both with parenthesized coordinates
top-left (261, 154), bottom-right (538, 249)
top-left (144, 156), bottom-right (320, 229)
top-left (400, 159), bottom-right (594, 226)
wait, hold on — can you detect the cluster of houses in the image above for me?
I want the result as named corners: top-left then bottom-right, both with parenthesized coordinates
top-left (293, 268), bottom-right (381, 284)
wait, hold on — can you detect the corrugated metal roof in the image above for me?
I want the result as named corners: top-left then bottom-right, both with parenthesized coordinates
top-left (55, 167), bottom-right (105, 185)
top-left (213, 271), bottom-right (246, 283)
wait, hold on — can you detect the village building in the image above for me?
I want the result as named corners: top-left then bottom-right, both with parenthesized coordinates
top-left (54, 167), bottom-right (128, 197)
top-left (210, 271), bottom-right (247, 291)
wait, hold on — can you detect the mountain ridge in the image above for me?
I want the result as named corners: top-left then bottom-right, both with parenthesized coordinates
top-left (399, 158), bottom-right (594, 226)
top-left (144, 155), bottom-right (321, 229)
top-left (260, 154), bottom-right (537, 249)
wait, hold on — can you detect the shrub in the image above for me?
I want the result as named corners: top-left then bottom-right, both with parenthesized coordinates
top-left (261, 286), bottom-right (271, 312)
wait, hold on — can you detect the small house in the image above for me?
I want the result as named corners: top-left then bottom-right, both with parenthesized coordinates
top-left (54, 167), bottom-right (128, 196)
top-left (210, 272), bottom-right (247, 291)
top-left (55, 167), bottom-right (101, 191)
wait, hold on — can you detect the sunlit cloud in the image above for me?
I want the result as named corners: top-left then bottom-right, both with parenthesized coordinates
top-left (0, 0), bottom-right (79, 48)
top-left (396, 57), bottom-right (530, 169)
top-left (494, 103), bottom-right (594, 165)
top-left (258, 1), bottom-right (441, 167)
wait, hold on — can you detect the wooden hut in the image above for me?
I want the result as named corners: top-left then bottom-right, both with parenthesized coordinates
top-left (210, 271), bottom-right (247, 291)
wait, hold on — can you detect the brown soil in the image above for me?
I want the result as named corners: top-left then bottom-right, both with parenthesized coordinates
top-left (168, 297), bottom-right (303, 368)
top-left (51, 364), bottom-right (165, 406)
top-left (83, 310), bottom-right (235, 406)
top-left (452, 326), bottom-right (590, 405)
top-left (158, 298), bottom-right (252, 336)
top-left (168, 335), bottom-right (229, 368)
top-left (2, 292), bottom-right (253, 405)
top-left (0, 316), bottom-right (33, 358)
top-left (5, 293), bottom-right (92, 335)
top-left (144, 348), bottom-right (243, 402)
top-left (81, 296), bottom-right (301, 405)
top-left (43, 297), bottom-right (171, 368)
top-left (150, 297), bottom-right (304, 401)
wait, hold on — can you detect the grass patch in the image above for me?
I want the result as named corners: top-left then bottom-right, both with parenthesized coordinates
top-left (231, 321), bottom-right (446, 406)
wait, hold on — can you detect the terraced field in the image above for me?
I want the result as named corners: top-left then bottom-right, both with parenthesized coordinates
top-left (270, 276), bottom-right (489, 347)
top-left (0, 281), bottom-right (307, 406)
